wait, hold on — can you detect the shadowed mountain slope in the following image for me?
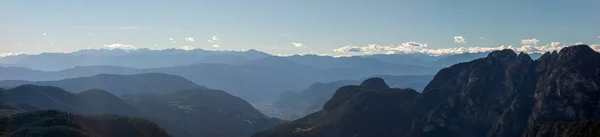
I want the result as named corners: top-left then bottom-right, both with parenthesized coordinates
top-left (0, 109), bottom-right (172, 137)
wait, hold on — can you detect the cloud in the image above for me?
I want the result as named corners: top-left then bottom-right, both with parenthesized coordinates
top-left (454, 36), bottom-right (466, 44)
top-left (103, 43), bottom-right (136, 50)
top-left (591, 44), bottom-right (600, 52)
top-left (185, 37), bottom-right (195, 42)
top-left (402, 42), bottom-right (428, 48)
top-left (118, 26), bottom-right (142, 30)
top-left (169, 38), bottom-right (176, 43)
top-left (42, 33), bottom-right (47, 36)
top-left (521, 38), bottom-right (539, 45)
top-left (292, 42), bottom-right (305, 48)
top-left (575, 42), bottom-right (585, 45)
top-left (550, 42), bottom-right (561, 47)
top-left (480, 37), bottom-right (485, 40)
top-left (208, 36), bottom-right (220, 47)
top-left (333, 42), bottom-right (428, 54)
top-left (181, 46), bottom-right (195, 51)
top-left (87, 33), bottom-right (95, 37)
top-left (208, 36), bottom-right (219, 43)
top-left (0, 52), bottom-right (22, 57)
top-left (333, 42), bottom-right (585, 56)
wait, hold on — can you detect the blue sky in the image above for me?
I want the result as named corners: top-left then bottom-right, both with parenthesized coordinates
top-left (1, 0), bottom-right (599, 56)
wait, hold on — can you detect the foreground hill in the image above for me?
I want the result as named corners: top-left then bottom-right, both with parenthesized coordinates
top-left (253, 45), bottom-right (600, 137)
top-left (0, 101), bottom-right (39, 115)
top-left (0, 73), bottom-right (202, 95)
top-left (264, 75), bottom-right (433, 120)
top-left (253, 78), bottom-right (420, 137)
top-left (0, 85), bottom-right (191, 136)
top-left (0, 109), bottom-right (171, 137)
top-left (123, 89), bottom-right (282, 137)
top-left (0, 84), bottom-right (280, 137)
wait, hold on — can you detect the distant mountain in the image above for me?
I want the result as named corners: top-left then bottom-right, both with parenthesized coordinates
top-left (0, 109), bottom-right (171, 137)
top-left (0, 48), bottom-right (271, 71)
top-left (428, 52), bottom-right (489, 67)
top-left (428, 52), bottom-right (543, 67)
top-left (0, 47), bottom-right (544, 72)
top-left (365, 53), bottom-right (442, 66)
top-left (0, 73), bottom-right (203, 95)
top-left (252, 78), bottom-right (421, 137)
top-left (0, 65), bottom-right (139, 81)
top-left (0, 60), bottom-right (441, 102)
top-left (253, 45), bottom-right (600, 137)
top-left (286, 55), bottom-right (404, 69)
top-left (262, 75), bottom-right (433, 120)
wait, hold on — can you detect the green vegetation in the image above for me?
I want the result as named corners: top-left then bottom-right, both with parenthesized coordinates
top-left (0, 109), bottom-right (171, 137)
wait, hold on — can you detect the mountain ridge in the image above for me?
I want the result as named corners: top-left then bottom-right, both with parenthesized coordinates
top-left (253, 44), bottom-right (600, 137)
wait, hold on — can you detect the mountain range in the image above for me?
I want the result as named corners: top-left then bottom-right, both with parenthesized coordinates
top-left (0, 58), bottom-right (439, 102)
top-left (0, 49), bottom-right (544, 103)
top-left (253, 45), bottom-right (600, 137)
top-left (1, 45), bottom-right (586, 137)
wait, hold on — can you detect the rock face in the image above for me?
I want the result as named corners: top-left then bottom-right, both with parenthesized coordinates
top-left (522, 120), bottom-right (600, 137)
top-left (408, 45), bottom-right (600, 137)
top-left (252, 78), bottom-right (420, 137)
top-left (253, 45), bottom-right (600, 137)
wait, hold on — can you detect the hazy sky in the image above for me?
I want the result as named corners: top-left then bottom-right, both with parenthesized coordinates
top-left (1, 0), bottom-right (599, 56)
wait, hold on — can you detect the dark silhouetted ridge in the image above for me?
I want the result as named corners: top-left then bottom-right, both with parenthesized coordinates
top-left (253, 78), bottom-right (420, 137)
top-left (0, 110), bottom-right (171, 137)
top-left (487, 49), bottom-right (517, 61)
top-left (359, 77), bottom-right (390, 89)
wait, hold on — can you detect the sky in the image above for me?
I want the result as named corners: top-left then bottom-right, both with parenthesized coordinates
top-left (1, 0), bottom-right (599, 56)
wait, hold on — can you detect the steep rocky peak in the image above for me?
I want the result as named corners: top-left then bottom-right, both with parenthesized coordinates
top-left (538, 52), bottom-right (554, 61)
top-left (487, 49), bottom-right (517, 61)
top-left (551, 50), bottom-right (558, 56)
top-left (360, 78), bottom-right (390, 89)
top-left (557, 44), bottom-right (597, 61)
top-left (517, 52), bottom-right (534, 62)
